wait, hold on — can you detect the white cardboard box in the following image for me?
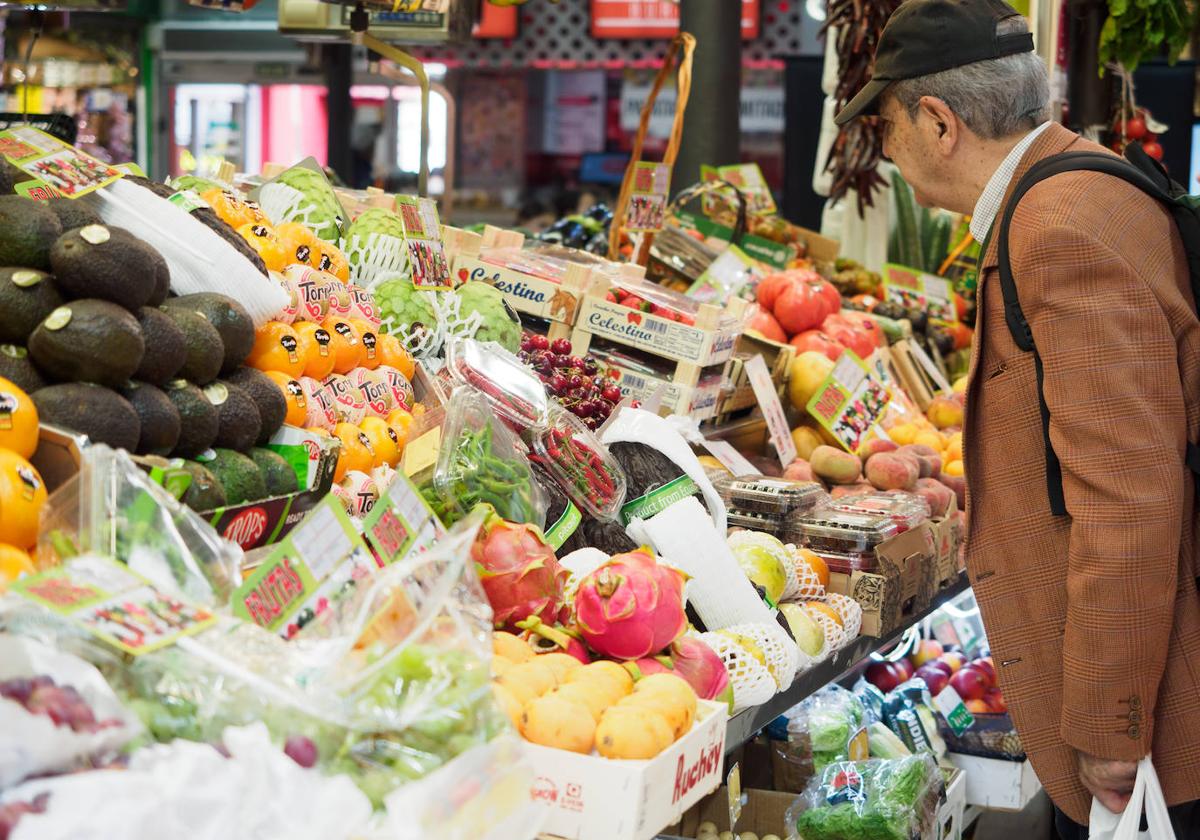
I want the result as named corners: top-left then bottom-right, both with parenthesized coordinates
top-left (938, 767), bottom-right (967, 840)
top-left (529, 700), bottom-right (728, 840)
top-left (949, 753), bottom-right (1042, 812)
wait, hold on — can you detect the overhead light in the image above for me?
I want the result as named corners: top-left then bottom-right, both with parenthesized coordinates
top-left (805, 0), bottom-right (825, 22)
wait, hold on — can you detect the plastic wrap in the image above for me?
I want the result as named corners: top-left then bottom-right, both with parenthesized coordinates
top-left (36, 445), bottom-right (242, 606)
top-left (430, 387), bottom-right (546, 529)
top-left (802, 686), bottom-right (868, 771)
top-left (788, 754), bottom-right (943, 840)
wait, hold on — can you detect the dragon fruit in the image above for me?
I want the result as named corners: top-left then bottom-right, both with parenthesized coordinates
top-left (516, 616), bottom-right (591, 664)
top-left (624, 655), bottom-right (673, 680)
top-left (573, 549), bottom-right (687, 660)
top-left (471, 505), bottom-right (568, 631)
top-left (669, 636), bottom-right (733, 710)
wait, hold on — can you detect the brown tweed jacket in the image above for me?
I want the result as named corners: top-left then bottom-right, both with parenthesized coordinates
top-left (964, 122), bottom-right (1200, 824)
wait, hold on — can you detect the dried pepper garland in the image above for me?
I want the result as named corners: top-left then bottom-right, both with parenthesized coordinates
top-left (822, 0), bottom-right (903, 215)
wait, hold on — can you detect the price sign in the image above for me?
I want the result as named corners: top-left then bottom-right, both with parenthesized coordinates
top-left (882, 264), bottom-right (958, 324)
top-left (396, 195), bottom-right (452, 290)
top-left (702, 163), bottom-right (776, 217)
top-left (592, 0), bottom-right (760, 38)
top-left (360, 472), bottom-right (445, 564)
top-left (624, 161), bottom-right (670, 233)
top-left (746, 354), bottom-right (796, 467)
top-left (934, 685), bottom-right (976, 736)
top-left (806, 351), bottom-right (893, 455)
top-left (702, 438), bottom-right (761, 477)
top-left (688, 244), bottom-right (756, 304)
top-left (0, 126), bottom-right (122, 199)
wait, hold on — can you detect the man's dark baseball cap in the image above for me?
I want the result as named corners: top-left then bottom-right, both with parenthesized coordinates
top-left (834, 0), bottom-right (1034, 125)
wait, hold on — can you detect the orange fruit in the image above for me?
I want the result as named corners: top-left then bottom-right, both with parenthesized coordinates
top-left (374, 332), bottom-right (415, 380)
top-left (385, 407), bottom-right (414, 445)
top-left (359, 416), bottom-right (400, 467)
top-left (247, 321), bottom-right (304, 378)
top-left (202, 189), bottom-right (267, 229)
top-left (350, 319), bottom-right (381, 370)
top-left (332, 422), bottom-right (375, 483)
top-left (313, 241), bottom-right (350, 282)
top-left (276, 222), bottom-right (323, 269)
top-left (0, 377), bottom-right (38, 459)
top-left (796, 548), bottom-right (830, 590)
top-left (293, 321), bottom-right (336, 380)
top-left (263, 370), bottom-right (308, 427)
top-left (235, 222), bottom-right (288, 273)
top-left (321, 317), bottom-right (363, 375)
top-left (0, 450), bottom-right (46, 549)
top-left (0, 543), bottom-right (35, 588)
top-left (804, 601), bottom-right (844, 629)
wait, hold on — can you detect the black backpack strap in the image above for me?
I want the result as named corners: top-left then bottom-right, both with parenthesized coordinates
top-left (997, 151), bottom-right (1176, 517)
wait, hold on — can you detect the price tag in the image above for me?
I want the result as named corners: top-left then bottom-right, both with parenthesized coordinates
top-left (402, 426), bottom-right (441, 477)
top-left (702, 438), bottom-right (761, 477)
top-left (702, 163), bottom-right (777, 216)
top-left (882, 264), bottom-right (958, 324)
top-left (726, 763), bottom-right (743, 829)
top-left (805, 350), bottom-right (893, 455)
top-left (746, 354), bottom-right (796, 467)
top-left (906, 338), bottom-right (954, 393)
top-left (0, 126), bottom-right (122, 199)
top-left (11, 558), bottom-right (216, 655)
top-left (360, 472), bottom-right (445, 564)
top-left (396, 195), bottom-right (452, 290)
top-left (688, 244), bottom-right (756, 304)
top-left (624, 161), bottom-right (670, 233)
top-left (847, 726), bottom-right (870, 760)
top-left (933, 685), bottom-right (975, 736)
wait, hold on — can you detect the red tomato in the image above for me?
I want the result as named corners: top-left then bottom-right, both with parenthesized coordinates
top-left (774, 281), bottom-right (827, 335)
top-left (822, 312), bottom-right (878, 359)
top-left (1123, 116), bottom-right (1147, 141)
top-left (755, 273), bottom-right (791, 311)
top-left (747, 305), bottom-right (787, 343)
top-left (1142, 140), bottom-right (1164, 161)
top-left (839, 311), bottom-right (884, 351)
top-left (809, 278), bottom-right (843, 320)
top-left (790, 330), bottom-right (845, 361)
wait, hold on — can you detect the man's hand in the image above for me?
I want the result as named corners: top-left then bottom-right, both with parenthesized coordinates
top-left (1079, 752), bottom-right (1137, 813)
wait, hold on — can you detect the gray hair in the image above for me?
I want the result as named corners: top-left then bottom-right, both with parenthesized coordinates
top-left (887, 18), bottom-right (1050, 140)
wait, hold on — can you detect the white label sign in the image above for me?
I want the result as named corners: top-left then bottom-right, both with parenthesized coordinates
top-left (745, 354), bottom-right (796, 467)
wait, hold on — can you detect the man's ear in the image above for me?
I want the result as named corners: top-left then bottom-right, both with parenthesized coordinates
top-left (918, 95), bottom-right (960, 153)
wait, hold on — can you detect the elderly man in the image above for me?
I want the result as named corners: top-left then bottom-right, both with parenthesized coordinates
top-left (834, 0), bottom-right (1200, 836)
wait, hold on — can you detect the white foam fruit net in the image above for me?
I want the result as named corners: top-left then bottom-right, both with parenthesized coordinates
top-left (825, 592), bottom-right (863, 642)
top-left (259, 181), bottom-right (343, 243)
top-left (698, 630), bottom-right (777, 713)
top-left (788, 547), bottom-right (828, 602)
top-left (780, 552), bottom-right (801, 602)
top-left (439, 292), bottom-right (487, 344)
top-left (342, 233), bottom-right (410, 290)
top-left (803, 602), bottom-right (851, 653)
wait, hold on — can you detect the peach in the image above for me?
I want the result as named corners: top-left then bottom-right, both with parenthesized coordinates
top-left (927, 395), bottom-right (965, 430)
top-left (859, 438), bottom-right (899, 461)
top-left (898, 444), bottom-right (941, 479)
top-left (790, 425), bottom-right (824, 461)
top-left (913, 477), bottom-right (955, 518)
top-left (865, 452), bottom-right (919, 491)
top-left (783, 459), bottom-right (817, 483)
top-left (939, 474), bottom-right (966, 511)
top-left (809, 445), bottom-right (863, 485)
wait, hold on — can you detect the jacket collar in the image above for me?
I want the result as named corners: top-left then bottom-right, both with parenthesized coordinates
top-left (979, 122), bottom-right (1082, 272)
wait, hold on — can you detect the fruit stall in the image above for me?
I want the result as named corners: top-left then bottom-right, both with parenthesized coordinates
top-left (0, 127), bottom-right (1044, 840)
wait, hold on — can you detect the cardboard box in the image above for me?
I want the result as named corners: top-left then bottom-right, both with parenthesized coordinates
top-left (931, 498), bottom-right (962, 588)
top-left (948, 754), bottom-right (1042, 812)
top-left (531, 700), bottom-right (727, 840)
top-left (827, 521), bottom-right (938, 637)
top-left (678, 786), bottom-right (798, 838)
top-left (29, 424), bottom-right (85, 493)
top-left (939, 768), bottom-right (967, 840)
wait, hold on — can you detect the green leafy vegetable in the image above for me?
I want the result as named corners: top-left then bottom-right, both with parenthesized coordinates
top-left (792, 755), bottom-right (942, 840)
top-left (1098, 0), bottom-right (1196, 74)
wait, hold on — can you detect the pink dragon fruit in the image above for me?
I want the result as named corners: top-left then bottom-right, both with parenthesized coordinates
top-left (573, 549), bottom-right (687, 660)
top-left (624, 655), bottom-right (673, 680)
top-left (516, 617), bottom-right (592, 664)
top-left (668, 636), bottom-right (733, 710)
top-left (471, 506), bottom-right (568, 632)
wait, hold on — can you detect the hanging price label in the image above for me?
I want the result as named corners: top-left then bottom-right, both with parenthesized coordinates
top-left (745, 354), bottom-right (796, 467)
top-left (805, 350), bottom-right (893, 455)
top-left (882, 264), bottom-right (958, 324)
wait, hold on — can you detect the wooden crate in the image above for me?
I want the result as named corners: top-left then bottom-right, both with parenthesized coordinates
top-left (713, 332), bottom-right (796, 423)
top-left (570, 279), bottom-right (747, 394)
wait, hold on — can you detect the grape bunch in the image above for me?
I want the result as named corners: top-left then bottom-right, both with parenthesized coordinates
top-left (0, 676), bottom-right (118, 734)
top-left (517, 333), bottom-right (631, 430)
top-left (0, 793), bottom-right (49, 840)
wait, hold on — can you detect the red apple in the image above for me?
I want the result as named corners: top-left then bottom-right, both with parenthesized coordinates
top-left (865, 660), bottom-right (904, 693)
top-left (910, 639), bottom-right (944, 667)
top-left (939, 651), bottom-right (967, 674)
top-left (972, 657), bottom-right (997, 685)
top-left (915, 663), bottom-right (950, 696)
top-left (984, 687), bottom-right (1007, 714)
top-left (965, 698), bottom-right (992, 714)
top-left (893, 658), bottom-right (914, 682)
top-left (925, 660), bottom-right (953, 678)
top-left (950, 666), bottom-right (988, 701)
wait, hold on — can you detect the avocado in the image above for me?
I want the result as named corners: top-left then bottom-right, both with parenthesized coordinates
top-left (160, 306), bottom-right (222, 385)
top-left (224, 366), bottom-right (287, 444)
top-left (0, 268), bottom-right (63, 344)
top-left (145, 247), bottom-right (171, 307)
top-left (164, 380), bottom-right (220, 458)
top-left (206, 380), bottom-right (261, 452)
top-left (249, 447), bottom-right (299, 497)
top-left (133, 307), bottom-right (187, 385)
top-left (28, 299), bottom-right (144, 387)
top-left (49, 225), bottom-right (157, 311)
top-left (203, 448), bottom-right (267, 505)
top-left (163, 293), bottom-right (254, 373)
top-left (0, 345), bottom-right (47, 393)
top-left (31, 382), bottom-right (140, 451)
top-left (47, 199), bottom-right (102, 232)
top-left (0, 196), bottom-right (62, 270)
top-left (120, 381), bottom-right (182, 456)
top-left (0, 160), bottom-right (27, 195)
top-left (180, 460), bottom-right (227, 512)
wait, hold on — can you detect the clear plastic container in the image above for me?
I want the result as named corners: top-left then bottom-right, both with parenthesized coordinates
top-left (445, 337), bottom-right (548, 427)
top-left (528, 406), bottom-right (626, 520)
top-left (812, 548), bottom-right (880, 575)
top-left (824, 491), bottom-right (930, 532)
top-left (796, 508), bottom-right (901, 559)
top-left (723, 477), bottom-right (830, 517)
top-left (727, 509), bottom-right (785, 535)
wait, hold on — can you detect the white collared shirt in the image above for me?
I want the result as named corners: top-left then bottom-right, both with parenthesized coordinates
top-left (969, 121), bottom-right (1053, 243)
